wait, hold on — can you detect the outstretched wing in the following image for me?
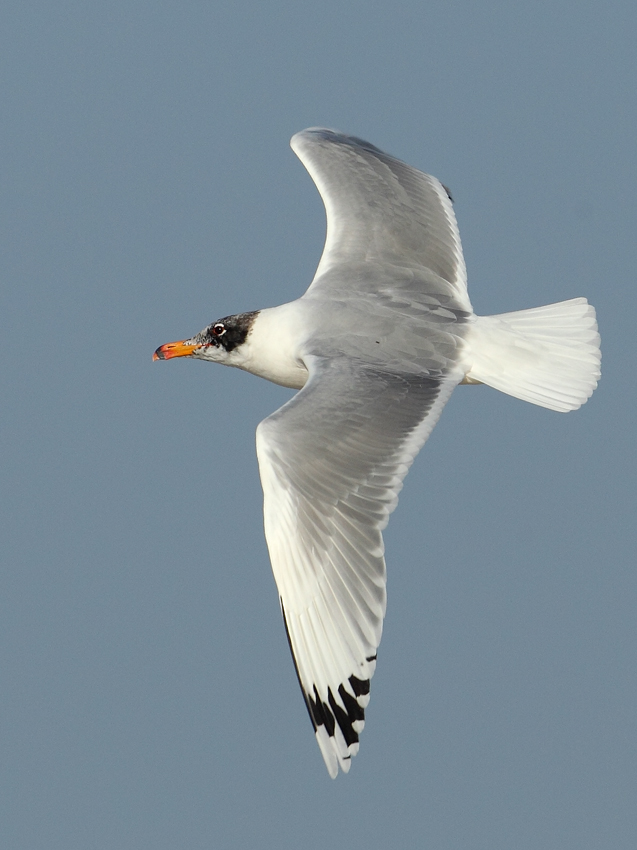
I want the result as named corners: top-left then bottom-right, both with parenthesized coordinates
top-left (256, 356), bottom-right (462, 776)
top-left (291, 128), bottom-right (471, 312)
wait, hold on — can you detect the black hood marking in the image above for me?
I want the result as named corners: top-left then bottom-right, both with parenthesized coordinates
top-left (200, 311), bottom-right (259, 353)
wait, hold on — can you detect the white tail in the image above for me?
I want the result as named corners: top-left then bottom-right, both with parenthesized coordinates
top-left (464, 297), bottom-right (601, 412)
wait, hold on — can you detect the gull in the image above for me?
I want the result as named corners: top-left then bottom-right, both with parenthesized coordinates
top-left (154, 128), bottom-right (601, 777)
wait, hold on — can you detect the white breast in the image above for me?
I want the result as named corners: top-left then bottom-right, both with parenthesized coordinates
top-left (230, 302), bottom-right (310, 389)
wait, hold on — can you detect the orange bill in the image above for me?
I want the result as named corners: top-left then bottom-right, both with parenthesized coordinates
top-left (153, 340), bottom-right (198, 361)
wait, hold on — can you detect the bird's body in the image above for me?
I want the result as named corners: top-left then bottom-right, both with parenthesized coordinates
top-left (154, 128), bottom-right (600, 777)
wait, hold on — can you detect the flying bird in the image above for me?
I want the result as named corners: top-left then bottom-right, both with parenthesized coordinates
top-left (154, 128), bottom-right (600, 777)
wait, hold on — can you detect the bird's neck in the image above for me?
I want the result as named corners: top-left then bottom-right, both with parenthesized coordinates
top-left (230, 302), bottom-right (310, 389)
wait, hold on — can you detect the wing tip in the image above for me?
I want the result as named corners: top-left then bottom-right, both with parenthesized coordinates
top-left (290, 127), bottom-right (386, 160)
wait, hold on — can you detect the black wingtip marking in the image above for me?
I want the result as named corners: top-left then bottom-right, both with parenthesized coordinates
top-left (311, 686), bottom-right (336, 737)
top-left (280, 599), bottom-right (373, 750)
top-left (349, 674), bottom-right (371, 697)
top-left (328, 688), bottom-right (360, 747)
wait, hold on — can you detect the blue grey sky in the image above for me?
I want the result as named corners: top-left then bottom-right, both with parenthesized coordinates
top-left (2, 1), bottom-right (635, 848)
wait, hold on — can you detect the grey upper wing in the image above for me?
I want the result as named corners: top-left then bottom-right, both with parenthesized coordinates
top-left (291, 128), bottom-right (471, 311)
top-left (256, 356), bottom-right (462, 777)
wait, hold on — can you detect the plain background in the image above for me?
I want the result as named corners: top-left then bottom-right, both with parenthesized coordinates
top-left (1, 2), bottom-right (635, 848)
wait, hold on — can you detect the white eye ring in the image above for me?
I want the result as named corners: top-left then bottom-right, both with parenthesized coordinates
top-left (212, 324), bottom-right (226, 337)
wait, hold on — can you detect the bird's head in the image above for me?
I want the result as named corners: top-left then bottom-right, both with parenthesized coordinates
top-left (153, 311), bottom-right (258, 364)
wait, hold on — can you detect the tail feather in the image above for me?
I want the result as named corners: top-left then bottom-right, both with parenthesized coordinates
top-left (464, 297), bottom-right (601, 412)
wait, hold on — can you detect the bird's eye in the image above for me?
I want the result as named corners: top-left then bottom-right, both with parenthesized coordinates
top-left (212, 323), bottom-right (226, 336)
